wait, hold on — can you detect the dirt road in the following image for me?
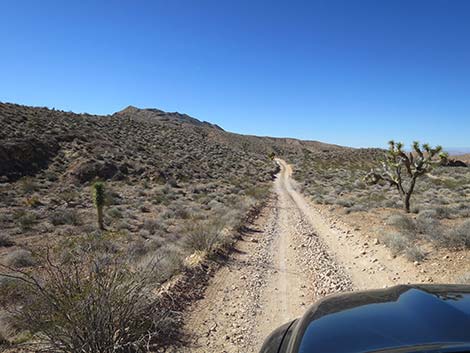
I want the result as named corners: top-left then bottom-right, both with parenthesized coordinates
top-left (177, 159), bottom-right (424, 352)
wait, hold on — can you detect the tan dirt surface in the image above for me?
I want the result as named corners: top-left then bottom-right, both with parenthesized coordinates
top-left (173, 159), bottom-right (426, 352)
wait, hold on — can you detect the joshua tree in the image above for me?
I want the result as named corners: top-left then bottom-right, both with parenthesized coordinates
top-left (365, 141), bottom-right (448, 213)
top-left (92, 181), bottom-right (106, 230)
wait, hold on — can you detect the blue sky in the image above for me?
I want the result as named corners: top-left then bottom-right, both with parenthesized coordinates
top-left (1, 0), bottom-right (469, 148)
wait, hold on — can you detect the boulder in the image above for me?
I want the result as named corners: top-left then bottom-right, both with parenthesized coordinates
top-left (443, 159), bottom-right (467, 167)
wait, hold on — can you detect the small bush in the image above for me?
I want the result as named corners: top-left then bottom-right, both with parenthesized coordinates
top-left (127, 240), bottom-right (149, 259)
top-left (107, 207), bottom-right (123, 219)
top-left (50, 209), bottom-right (82, 226)
top-left (142, 219), bottom-right (163, 235)
top-left (445, 220), bottom-right (470, 249)
top-left (404, 245), bottom-right (426, 262)
top-left (184, 218), bottom-right (227, 253)
top-left (14, 211), bottom-right (37, 231)
top-left (59, 190), bottom-right (79, 203)
top-left (23, 195), bottom-right (41, 208)
top-left (433, 206), bottom-right (452, 219)
top-left (5, 249), bottom-right (36, 268)
top-left (0, 234), bottom-right (14, 247)
top-left (1, 255), bottom-right (168, 353)
top-left (416, 210), bottom-right (440, 235)
top-left (19, 177), bottom-right (37, 194)
top-left (335, 199), bottom-right (354, 208)
top-left (385, 214), bottom-right (416, 233)
top-left (380, 232), bottom-right (409, 255)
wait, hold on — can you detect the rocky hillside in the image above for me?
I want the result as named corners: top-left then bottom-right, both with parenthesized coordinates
top-left (0, 101), bottom-right (350, 346)
top-left (0, 101), bottom-right (345, 284)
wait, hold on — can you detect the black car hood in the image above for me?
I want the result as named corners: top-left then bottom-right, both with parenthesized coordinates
top-left (291, 285), bottom-right (470, 353)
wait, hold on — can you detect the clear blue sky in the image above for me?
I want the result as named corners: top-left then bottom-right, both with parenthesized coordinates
top-left (1, 0), bottom-right (469, 148)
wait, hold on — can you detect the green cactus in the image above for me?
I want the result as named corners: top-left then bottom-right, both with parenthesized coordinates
top-left (92, 181), bottom-right (106, 230)
top-left (365, 141), bottom-right (448, 213)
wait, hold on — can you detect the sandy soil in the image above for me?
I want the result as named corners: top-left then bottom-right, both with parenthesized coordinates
top-left (172, 159), bottom-right (427, 352)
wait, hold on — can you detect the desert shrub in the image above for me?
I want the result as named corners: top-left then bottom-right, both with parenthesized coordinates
top-left (344, 204), bottom-right (368, 214)
top-left (0, 275), bottom-right (26, 307)
top-left (184, 218), bottom-right (227, 253)
top-left (245, 184), bottom-right (271, 201)
top-left (322, 196), bottom-right (337, 205)
top-left (0, 331), bottom-right (8, 346)
top-left (14, 211), bottom-right (37, 231)
top-left (23, 195), bottom-right (41, 208)
top-left (127, 240), bottom-right (149, 259)
top-left (335, 198), bottom-right (354, 208)
top-left (142, 219), bottom-right (164, 235)
top-left (444, 220), bottom-right (470, 249)
top-left (19, 177), bottom-right (37, 194)
top-left (404, 245), bottom-right (426, 262)
top-left (416, 210), bottom-right (440, 235)
top-left (380, 232), bottom-right (409, 255)
top-left (433, 206), bottom-right (452, 219)
top-left (5, 250), bottom-right (35, 268)
top-left (169, 202), bottom-right (191, 219)
top-left (107, 207), bottom-right (123, 219)
top-left (116, 220), bottom-right (132, 231)
top-left (0, 255), bottom-right (168, 353)
top-left (139, 246), bottom-right (183, 283)
top-left (0, 235), bottom-right (14, 247)
top-left (380, 232), bottom-right (425, 261)
top-left (59, 190), bottom-right (79, 203)
top-left (50, 209), bottom-right (81, 226)
top-left (104, 189), bottom-right (121, 206)
top-left (385, 214), bottom-right (416, 233)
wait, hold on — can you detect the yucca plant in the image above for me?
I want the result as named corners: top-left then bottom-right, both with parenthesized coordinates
top-left (365, 141), bottom-right (448, 212)
top-left (92, 181), bottom-right (106, 230)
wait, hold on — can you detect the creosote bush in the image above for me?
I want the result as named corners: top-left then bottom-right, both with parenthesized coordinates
top-left (50, 209), bottom-right (81, 226)
top-left (0, 253), bottom-right (168, 353)
top-left (5, 249), bottom-right (35, 268)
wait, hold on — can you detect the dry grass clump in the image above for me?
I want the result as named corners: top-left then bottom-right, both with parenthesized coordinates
top-left (380, 210), bottom-right (470, 262)
top-left (0, 235), bottom-right (14, 248)
top-left (385, 213), bottom-right (416, 234)
top-left (379, 232), bottom-right (425, 262)
top-left (184, 219), bottom-right (227, 253)
top-left (13, 211), bottom-right (37, 231)
top-left (50, 209), bottom-right (82, 226)
top-left (445, 220), bottom-right (470, 249)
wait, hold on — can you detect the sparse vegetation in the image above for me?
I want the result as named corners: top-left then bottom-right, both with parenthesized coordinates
top-left (365, 141), bottom-right (448, 213)
top-left (50, 209), bottom-right (81, 226)
top-left (290, 142), bottom-right (469, 264)
top-left (0, 102), bottom-right (295, 348)
top-left (0, 235), bottom-right (14, 247)
top-left (92, 181), bottom-right (106, 230)
top-left (5, 249), bottom-right (35, 268)
top-left (0, 253), bottom-right (168, 353)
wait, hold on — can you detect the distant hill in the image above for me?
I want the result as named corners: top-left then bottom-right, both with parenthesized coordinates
top-left (115, 105), bottom-right (224, 131)
top-left (0, 102), bottom-right (343, 183)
